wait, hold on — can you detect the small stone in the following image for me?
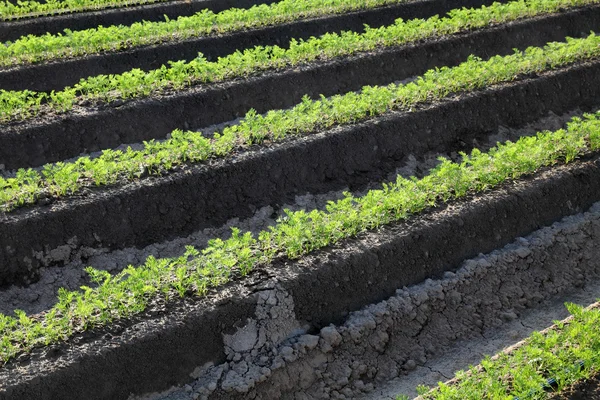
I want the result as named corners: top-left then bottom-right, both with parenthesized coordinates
top-left (260, 367), bottom-right (272, 377)
top-left (515, 246), bottom-right (532, 258)
top-left (280, 346), bottom-right (296, 362)
top-left (354, 380), bottom-right (365, 390)
top-left (224, 319), bottom-right (258, 353)
top-left (270, 307), bottom-right (279, 319)
top-left (413, 291), bottom-right (429, 306)
top-left (500, 310), bottom-right (518, 321)
top-left (443, 271), bottom-right (456, 279)
top-left (320, 326), bottom-right (342, 347)
top-left (298, 334), bottom-right (320, 350)
top-left (271, 356), bottom-right (285, 370)
top-left (404, 359), bottom-right (417, 371)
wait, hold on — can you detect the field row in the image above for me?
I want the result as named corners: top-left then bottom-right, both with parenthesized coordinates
top-left (5, 0), bottom-right (594, 118)
top-left (1, 0), bottom-right (177, 19)
top-left (418, 303), bottom-right (600, 399)
top-left (1, 0), bottom-right (413, 65)
top-left (2, 0), bottom-right (600, 398)
top-left (0, 35), bottom-right (596, 211)
top-left (2, 107), bottom-right (600, 365)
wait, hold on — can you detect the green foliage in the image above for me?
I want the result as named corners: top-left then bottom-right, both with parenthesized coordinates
top-left (1, 107), bottom-right (600, 366)
top-left (0, 0), bottom-right (597, 122)
top-left (417, 385), bottom-right (432, 396)
top-left (1, 0), bottom-right (408, 53)
top-left (0, 0), bottom-right (166, 20)
top-left (418, 303), bottom-right (600, 399)
top-left (1, 34), bottom-right (599, 212)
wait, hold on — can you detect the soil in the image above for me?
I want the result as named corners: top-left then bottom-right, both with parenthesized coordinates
top-left (0, 0), bottom-right (280, 42)
top-left (1, 61), bottom-right (599, 286)
top-left (0, 0), bottom-right (499, 92)
top-left (551, 373), bottom-right (600, 400)
top-left (0, 107), bottom-right (580, 317)
top-left (3, 2), bottom-right (600, 399)
top-left (0, 63), bottom-right (600, 285)
top-left (1, 6), bottom-right (598, 170)
top-left (3, 182), bottom-right (600, 399)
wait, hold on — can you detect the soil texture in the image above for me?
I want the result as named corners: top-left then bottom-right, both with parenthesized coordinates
top-left (1, 158), bottom-right (600, 399)
top-left (2, 6), bottom-right (598, 169)
top-left (0, 0), bottom-right (279, 42)
top-left (1, 60), bottom-right (599, 286)
top-left (0, 0), bottom-right (499, 91)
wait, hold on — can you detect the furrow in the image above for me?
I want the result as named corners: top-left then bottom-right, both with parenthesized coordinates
top-left (0, 0), bottom-right (280, 41)
top-left (1, 60), bottom-right (598, 286)
top-left (1, 6), bottom-right (597, 170)
top-left (0, 0), bottom-right (498, 91)
top-left (0, 106), bottom-right (580, 316)
top-left (2, 156), bottom-right (600, 399)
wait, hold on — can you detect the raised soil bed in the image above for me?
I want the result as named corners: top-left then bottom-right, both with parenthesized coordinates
top-left (0, 0), bottom-right (279, 42)
top-left (1, 59), bottom-right (599, 287)
top-left (1, 5), bottom-right (598, 170)
top-left (0, 0), bottom-right (501, 92)
top-left (2, 156), bottom-right (600, 400)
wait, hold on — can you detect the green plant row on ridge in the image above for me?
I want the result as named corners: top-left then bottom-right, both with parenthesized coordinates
top-left (0, 34), bottom-right (599, 212)
top-left (407, 303), bottom-right (600, 400)
top-left (0, 0), bottom-right (171, 21)
top-left (2, 101), bottom-right (600, 365)
top-left (0, 0), bottom-right (597, 123)
top-left (1, 0), bottom-right (410, 62)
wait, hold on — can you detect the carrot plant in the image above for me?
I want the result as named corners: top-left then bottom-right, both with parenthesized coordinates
top-left (1, 0), bottom-right (410, 57)
top-left (1, 108), bottom-right (600, 365)
top-left (0, 0), bottom-right (168, 20)
top-left (0, 34), bottom-right (599, 212)
top-left (0, 0), bottom-right (596, 111)
top-left (413, 303), bottom-right (600, 399)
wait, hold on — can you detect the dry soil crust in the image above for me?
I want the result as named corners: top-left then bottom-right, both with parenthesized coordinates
top-left (149, 210), bottom-right (600, 400)
top-left (1, 59), bottom-right (599, 286)
top-left (368, 288), bottom-right (600, 399)
top-left (1, 5), bottom-right (598, 170)
top-left (0, 107), bottom-right (581, 317)
top-left (399, 303), bottom-right (600, 400)
top-left (0, 0), bottom-right (499, 92)
top-left (1, 158), bottom-right (600, 399)
top-left (0, 0), bottom-right (279, 42)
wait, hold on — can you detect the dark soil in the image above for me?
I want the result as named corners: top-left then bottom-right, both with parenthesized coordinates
top-left (0, 0), bottom-right (279, 42)
top-left (552, 373), bottom-right (600, 400)
top-left (0, 0), bottom-right (500, 92)
top-left (1, 156), bottom-right (600, 400)
top-left (1, 5), bottom-right (598, 171)
top-left (1, 60), bottom-right (598, 287)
